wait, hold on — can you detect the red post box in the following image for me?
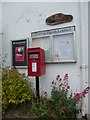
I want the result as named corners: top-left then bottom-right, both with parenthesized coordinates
top-left (27, 47), bottom-right (46, 76)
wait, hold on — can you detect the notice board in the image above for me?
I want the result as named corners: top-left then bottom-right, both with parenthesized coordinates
top-left (12, 39), bottom-right (28, 67)
top-left (31, 26), bottom-right (76, 63)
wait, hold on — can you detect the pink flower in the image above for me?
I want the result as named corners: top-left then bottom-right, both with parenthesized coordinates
top-left (61, 105), bottom-right (66, 110)
top-left (73, 93), bottom-right (82, 102)
top-left (60, 91), bottom-right (64, 96)
top-left (59, 78), bottom-right (62, 82)
top-left (67, 86), bottom-right (70, 90)
top-left (44, 91), bottom-right (48, 97)
top-left (52, 80), bottom-right (54, 85)
top-left (59, 83), bottom-right (63, 87)
top-left (74, 93), bottom-right (81, 98)
top-left (56, 75), bottom-right (60, 80)
top-left (82, 87), bottom-right (90, 96)
top-left (73, 87), bottom-right (90, 102)
top-left (82, 90), bottom-right (88, 95)
top-left (64, 74), bottom-right (68, 81)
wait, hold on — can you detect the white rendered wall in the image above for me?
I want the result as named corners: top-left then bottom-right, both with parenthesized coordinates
top-left (0, 2), bottom-right (2, 80)
top-left (0, 2), bottom-right (2, 119)
top-left (2, 2), bottom-right (82, 97)
top-left (0, 2), bottom-right (2, 60)
top-left (79, 2), bottom-right (88, 116)
top-left (88, 1), bottom-right (90, 115)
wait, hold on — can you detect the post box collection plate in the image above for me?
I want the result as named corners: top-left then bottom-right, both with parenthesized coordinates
top-left (32, 62), bottom-right (37, 72)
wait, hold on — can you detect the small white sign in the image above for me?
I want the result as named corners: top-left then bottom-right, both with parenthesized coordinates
top-left (32, 62), bottom-right (37, 72)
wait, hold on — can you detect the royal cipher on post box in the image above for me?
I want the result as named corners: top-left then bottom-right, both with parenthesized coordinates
top-left (27, 47), bottom-right (46, 76)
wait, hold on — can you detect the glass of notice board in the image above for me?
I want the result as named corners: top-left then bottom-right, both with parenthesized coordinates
top-left (31, 26), bottom-right (76, 63)
top-left (53, 33), bottom-right (75, 62)
top-left (32, 36), bottom-right (51, 61)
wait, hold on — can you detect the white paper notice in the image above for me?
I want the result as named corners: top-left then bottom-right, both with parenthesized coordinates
top-left (53, 33), bottom-right (74, 61)
top-left (32, 62), bottom-right (37, 72)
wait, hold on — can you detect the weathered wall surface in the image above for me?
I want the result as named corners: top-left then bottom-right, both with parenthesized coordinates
top-left (0, 2), bottom-right (2, 59)
top-left (88, 1), bottom-right (90, 115)
top-left (2, 2), bottom-right (83, 98)
top-left (0, 2), bottom-right (2, 81)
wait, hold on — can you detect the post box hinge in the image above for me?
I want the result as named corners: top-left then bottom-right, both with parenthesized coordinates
top-left (80, 64), bottom-right (87, 69)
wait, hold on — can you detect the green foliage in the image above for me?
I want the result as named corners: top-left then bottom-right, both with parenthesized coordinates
top-left (50, 74), bottom-right (77, 118)
top-left (2, 67), bottom-right (33, 114)
top-left (32, 74), bottom-right (77, 118)
top-left (32, 91), bottom-right (51, 118)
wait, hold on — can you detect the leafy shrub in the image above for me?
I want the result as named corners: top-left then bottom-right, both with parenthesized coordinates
top-left (32, 91), bottom-right (50, 118)
top-left (32, 74), bottom-right (90, 118)
top-left (2, 67), bottom-right (33, 114)
top-left (51, 74), bottom-right (90, 118)
top-left (50, 74), bottom-right (77, 118)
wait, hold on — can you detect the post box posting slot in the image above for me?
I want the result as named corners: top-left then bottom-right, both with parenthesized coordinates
top-left (27, 47), bottom-right (46, 76)
top-left (30, 53), bottom-right (38, 59)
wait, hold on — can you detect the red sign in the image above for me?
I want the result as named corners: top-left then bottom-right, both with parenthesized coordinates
top-left (15, 47), bottom-right (24, 61)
